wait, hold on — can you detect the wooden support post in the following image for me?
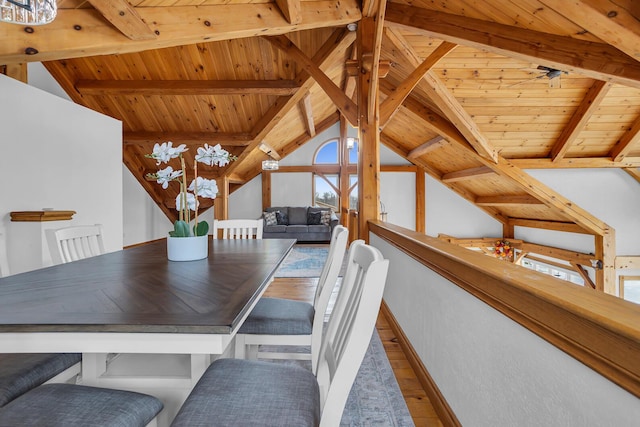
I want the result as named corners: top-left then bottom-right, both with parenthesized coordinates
top-left (262, 171), bottom-right (272, 212)
top-left (595, 230), bottom-right (616, 294)
top-left (214, 176), bottom-right (229, 220)
top-left (357, 14), bottom-right (383, 242)
top-left (339, 116), bottom-right (350, 226)
top-left (415, 168), bottom-right (425, 233)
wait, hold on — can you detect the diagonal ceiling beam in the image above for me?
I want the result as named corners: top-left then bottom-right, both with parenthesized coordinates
top-left (299, 92), bottom-right (316, 137)
top-left (384, 28), bottom-right (498, 163)
top-left (75, 79), bottom-right (300, 96)
top-left (624, 168), bottom-right (640, 184)
top-left (611, 114), bottom-right (640, 162)
top-left (86, 0), bottom-right (156, 41)
top-left (385, 3), bottom-right (640, 89)
top-left (539, 0), bottom-right (640, 61)
top-left (224, 29), bottom-right (356, 176)
top-left (394, 90), bottom-right (611, 235)
top-left (380, 39), bottom-right (456, 127)
top-left (551, 80), bottom-right (612, 162)
top-left (0, 1), bottom-right (361, 64)
top-left (266, 35), bottom-right (358, 126)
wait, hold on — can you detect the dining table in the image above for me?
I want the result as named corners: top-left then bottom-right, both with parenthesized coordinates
top-left (0, 237), bottom-right (296, 425)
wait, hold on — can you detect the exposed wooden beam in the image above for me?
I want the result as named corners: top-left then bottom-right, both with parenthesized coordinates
top-left (442, 166), bottom-right (495, 183)
top-left (509, 157), bottom-right (640, 168)
top-left (75, 79), bottom-right (300, 96)
top-left (616, 256), bottom-right (640, 270)
top-left (385, 4), bottom-right (640, 89)
top-left (0, 1), bottom-right (361, 64)
top-left (259, 142), bottom-right (281, 160)
top-left (595, 230), bottom-right (617, 294)
top-left (571, 263), bottom-right (596, 289)
top-left (380, 133), bottom-right (510, 225)
top-left (384, 28), bottom-right (498, 163)
top-left (407, 136), bottom-right (445, 159)
top-left (539, 0), bottom-right (640, 61)
top-left (475, 195), bottom-right (544, 206)
top-left (1, 63), bottom-right (27, 83)
top-left (611, 114), bottom-right (640, 162)
top-left (508, 218), bottom-right (589, 234)
top-left (551, 80), bottom-right (612, 162)
top-left (345, 59), bottom-right (391, 77)
top-left (87, 0), bottom-right (156, 41)
top-left (520, 242), bottom-right (595, 266)
top-left (266, 35), bottom-right (358, 126)
top-left (379, 39), bottom-right (456, 127)
top-left (274, 0), bottom-right (302, 24)
top-left (123, 132), bottom-right (253, 146)
top-left (225, 29), bottom-right (356, 177)
top-left (299, 92), bottom-right (316, 137)
top-left (624, 168), bottom-right (640, 184)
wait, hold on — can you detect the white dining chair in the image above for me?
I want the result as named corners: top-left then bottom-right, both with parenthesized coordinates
top-left (212, 219), bottom-right (263, 239)
top-left (170, 242), bottom-right (389, 427)
top-left (53, 224), bottom-right (105, 264)
top-left (234, 225), bottom-right (349, 372)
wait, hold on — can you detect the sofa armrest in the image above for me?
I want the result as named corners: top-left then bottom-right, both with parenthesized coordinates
top-left (329, 211), bottom-right (339, 230)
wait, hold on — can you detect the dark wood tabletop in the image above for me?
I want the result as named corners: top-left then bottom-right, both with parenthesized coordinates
top-left (0, 238), bottom-right (295, 334)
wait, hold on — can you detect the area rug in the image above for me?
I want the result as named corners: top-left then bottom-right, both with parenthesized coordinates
top-left (275, 244), bottom-right (347, 278)
top-left (261, 330), bottom-right (415, 427)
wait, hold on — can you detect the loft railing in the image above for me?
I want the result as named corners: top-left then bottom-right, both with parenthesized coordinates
top-left (369, 221), bottom-right (640, 411)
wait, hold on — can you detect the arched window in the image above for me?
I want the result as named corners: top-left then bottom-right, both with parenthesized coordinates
top-left (313, 140), bottom-right (339, 211)
top-left (312, 138), bottom-right (359, 212)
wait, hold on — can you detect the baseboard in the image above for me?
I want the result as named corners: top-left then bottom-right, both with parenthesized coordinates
top-left (380, 300), bottom-right (461, 427)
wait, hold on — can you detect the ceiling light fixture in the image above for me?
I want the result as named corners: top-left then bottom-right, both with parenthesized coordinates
top-left (262, 151), bottom-right (279, 171)
top-left (0, 0), bottom-right (57, 26)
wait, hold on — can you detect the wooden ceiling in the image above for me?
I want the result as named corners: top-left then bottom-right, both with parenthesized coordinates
top-left (1, 0), bottom-right (639, 235)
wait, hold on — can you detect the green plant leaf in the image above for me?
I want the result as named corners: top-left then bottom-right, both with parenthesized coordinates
top-left (194, 221), bottom-right (209, 236)
top-left (173, 220), bottom-right (191, 237)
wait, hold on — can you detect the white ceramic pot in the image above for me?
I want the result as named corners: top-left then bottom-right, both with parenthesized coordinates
top-left (167, 235), bottom-right (208, 261)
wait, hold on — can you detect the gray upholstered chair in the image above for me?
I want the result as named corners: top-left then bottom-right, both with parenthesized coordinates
top-left (0, 353), bottom-right (81, 407)
top-left (170, 242), bottom-right (389, 427)
top-left (0, 383), bottom-right (163, 427)
top-left (234, 225), bottom-right (349, 372)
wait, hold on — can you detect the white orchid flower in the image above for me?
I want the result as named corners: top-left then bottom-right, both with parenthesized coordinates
top-left (150, 141), bottom-right (188, 165)
top-left (175, 192), bottom-right (198, 212)
top-left (154, 166), bottom-right (182, 189)
top-left (195, 143), bottom-right (231, 167)
top-left (188, 177), bottom-right (219, 199)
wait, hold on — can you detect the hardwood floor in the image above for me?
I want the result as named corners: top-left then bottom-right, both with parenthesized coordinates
top-left (264, 277), bottom-right (444, 427)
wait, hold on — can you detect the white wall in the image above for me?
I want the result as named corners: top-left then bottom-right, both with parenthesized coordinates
top-left (122, 166), bottom-right (172, 246)
top-left (426, 175), bottom-right (503, 238)
top-left (229, 175), bottom-right (262, 219)
top-left (380, 172), bottom-right (415, 230)
top-left (0, 74), bottom-right (123, 275)
top-left (375, 235), bottom-right (640, 427)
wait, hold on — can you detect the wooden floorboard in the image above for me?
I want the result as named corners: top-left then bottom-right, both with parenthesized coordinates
top-left (265, 277), bottom-right (444, 427)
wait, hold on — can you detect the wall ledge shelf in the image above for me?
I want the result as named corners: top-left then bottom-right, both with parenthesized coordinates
top-left (10, 210), bottom-right (76, 222)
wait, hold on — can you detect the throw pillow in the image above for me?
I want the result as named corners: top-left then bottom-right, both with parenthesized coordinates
top-left (320, 210), bottom-right (332, 226)
top-left (307, 211), bottom-right (322, 225)
top-left (263, 211), bottom-right (277, 226)
top-left (275, 210), bottom-right (289, 225)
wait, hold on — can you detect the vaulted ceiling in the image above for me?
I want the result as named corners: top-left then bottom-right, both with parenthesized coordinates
top-left (1, 0), bottom-right (639, 238)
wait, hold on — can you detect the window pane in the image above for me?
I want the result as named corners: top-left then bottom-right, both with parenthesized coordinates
top-left (622, 277), bottom-right (640, 304)
top-left (314, 174), bottom-right (338, 210)
top-left (349, 174), bottom-right (358, 210)
top-left (348, 141), bottom-right (358, 164)
top-left (314, 140), bottom-right (338, 164)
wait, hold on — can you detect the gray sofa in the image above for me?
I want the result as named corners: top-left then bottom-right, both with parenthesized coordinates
top-left (262, 206), bottom-right (339, 242)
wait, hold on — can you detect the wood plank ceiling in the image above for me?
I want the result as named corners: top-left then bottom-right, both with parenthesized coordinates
top-left (1, 0), bottom-right (639, 235)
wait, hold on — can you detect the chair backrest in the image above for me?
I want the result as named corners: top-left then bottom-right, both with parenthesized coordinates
top-left (212, 219), bottom-right (263, 240)
top-left (54, 224), bottom-right (105, 264)
top-left (309, 225), bottom-right (349, 373)
top-left (315, 242), bottom-right (389, 427)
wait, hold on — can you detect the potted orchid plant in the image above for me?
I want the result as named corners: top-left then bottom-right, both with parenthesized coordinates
top-left (146, 141), bottom-right (235, 260)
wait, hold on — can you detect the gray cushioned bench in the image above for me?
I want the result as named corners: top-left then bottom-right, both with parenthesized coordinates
top-left (0, 353), bottom-right (81, 407)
